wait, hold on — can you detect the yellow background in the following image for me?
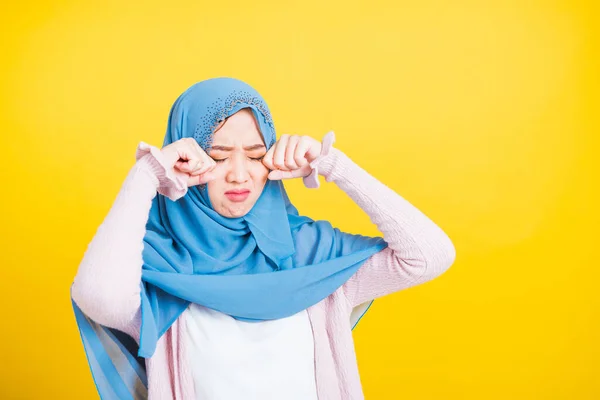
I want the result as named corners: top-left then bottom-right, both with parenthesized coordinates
top-left (1, 0), bottom-right (598, 398)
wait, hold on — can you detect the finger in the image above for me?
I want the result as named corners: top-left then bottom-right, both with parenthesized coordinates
top-left (273, 135), bottom-right (290, 171)
top-left (191, 154), bottom-right (216, 175)
top-left (187, 171), bottom-right (216, 187)
top-left (190, 159), bottom-right (204, 172)
top-left (176, 139), bottom-right (207, 172)
top-left (177, 139), bottom-right (199, 162)
top-left (268, 165), bottom-right (312, 180)
top-left (305, 137), bottom-right (321, 163)
top-left (190, 159), bottom-right (216, 176)
top-left (176, 159), bottom-right (199, 172)
top-left (262, 145), bottom-right (275, 170)
top-left (294, 137), bottom-right (313, 167)
top-left (285, 135), bottom-right (300, 170)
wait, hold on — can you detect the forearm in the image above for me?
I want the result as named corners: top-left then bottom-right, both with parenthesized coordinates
top-left (317, 147), bottom-right (456, 306)
top-left (71, 155), bottom-right (163, 331)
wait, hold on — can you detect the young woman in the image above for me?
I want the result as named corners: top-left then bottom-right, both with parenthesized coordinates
top-left (71, 77), bottom-right (455, 399)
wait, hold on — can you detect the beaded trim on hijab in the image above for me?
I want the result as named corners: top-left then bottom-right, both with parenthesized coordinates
top-left (194, 90), bottom-right (276, 152)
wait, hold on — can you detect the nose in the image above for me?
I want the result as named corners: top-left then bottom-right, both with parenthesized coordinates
top-left (225, 154), bottom-right (250, 184)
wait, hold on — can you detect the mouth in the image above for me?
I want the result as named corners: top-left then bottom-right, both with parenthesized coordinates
top-left (224, 189), bottom-right (250, 202)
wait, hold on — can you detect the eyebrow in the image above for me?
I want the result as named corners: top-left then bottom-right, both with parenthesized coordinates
top-left (210, 144), bottom-right (266, 151)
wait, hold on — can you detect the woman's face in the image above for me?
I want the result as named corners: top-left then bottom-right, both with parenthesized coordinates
top-left (207, 108), bottom-right (269, 218)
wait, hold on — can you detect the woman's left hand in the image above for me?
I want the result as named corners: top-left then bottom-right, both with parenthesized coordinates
top-left (262, 134), bottom-right (322, 180)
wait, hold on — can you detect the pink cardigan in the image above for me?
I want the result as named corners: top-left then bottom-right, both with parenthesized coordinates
top-left (71, 143), bottom-right (456, 399)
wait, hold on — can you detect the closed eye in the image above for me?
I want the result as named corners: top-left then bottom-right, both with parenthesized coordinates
top-left (213, 156), bottom-right (265, 163)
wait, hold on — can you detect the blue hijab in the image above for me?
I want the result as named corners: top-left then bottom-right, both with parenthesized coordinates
top-left (72, 77), bottom-right (388, 399)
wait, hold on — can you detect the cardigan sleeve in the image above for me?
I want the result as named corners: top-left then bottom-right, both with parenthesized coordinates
top-left (315, 146), bottom-right (456, 308)
top-left (70, 142), bottom-right (187, 336)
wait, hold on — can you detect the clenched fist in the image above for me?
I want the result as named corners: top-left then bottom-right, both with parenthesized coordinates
top-left (160, 138), bottom-right (217, 187)
top-left (262, 134), bottom-right (322, 180)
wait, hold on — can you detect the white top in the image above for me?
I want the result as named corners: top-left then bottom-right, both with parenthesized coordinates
top-left (182, 303), bottom-right (319, 400)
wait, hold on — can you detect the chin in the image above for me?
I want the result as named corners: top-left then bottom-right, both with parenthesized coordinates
top-left (220, 204), bottom-right (253, 219)
top-left (227, 210), bottom-right (248, 218)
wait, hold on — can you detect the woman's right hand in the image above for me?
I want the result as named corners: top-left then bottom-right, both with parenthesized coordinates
top-left (161, 138), bottom-right (217, 187)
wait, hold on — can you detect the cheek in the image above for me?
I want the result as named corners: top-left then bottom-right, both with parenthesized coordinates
top-left (251, 164), bottom-right (269, 185)
top-left (210, 164), bottom-right (227, 179)
top-left (206, 175), bottom-right (225, 202)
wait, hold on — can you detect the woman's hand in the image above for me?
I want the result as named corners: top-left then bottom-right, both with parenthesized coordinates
top-left (262, 134), bottom-right (322, 180)
top-left (161, 138), bottom-right (217, 186)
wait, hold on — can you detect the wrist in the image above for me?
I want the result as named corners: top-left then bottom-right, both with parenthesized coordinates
top-left (135, 141), bottom-right (188, 201)
top-left (302, 131), bottom-right (336, 189)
